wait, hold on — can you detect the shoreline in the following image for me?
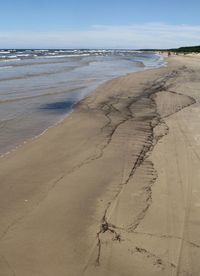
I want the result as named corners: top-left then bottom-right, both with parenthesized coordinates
top-left (0, 56), bottom-right (200, 275)
top-left (1, 50), bottom-right (162, 158)
top-left (0, 58), bottom-right (165, 159)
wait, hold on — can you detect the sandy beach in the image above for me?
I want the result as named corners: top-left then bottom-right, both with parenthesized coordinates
top-left (1, 55), bottom-right (200, 276)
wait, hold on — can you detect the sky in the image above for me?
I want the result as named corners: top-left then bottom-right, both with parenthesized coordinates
top-left (0, 0), bottom-right (200, 49)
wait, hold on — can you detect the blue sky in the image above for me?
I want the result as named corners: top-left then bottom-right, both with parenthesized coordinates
top-left (0, 0), bottom-right (200, 48)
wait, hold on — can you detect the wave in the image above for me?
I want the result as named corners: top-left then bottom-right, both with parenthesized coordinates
top-left (0, 66), bottom-right (13, 70)
top-left (0, 66), bottom-right (77, 82)
top-left (0, 58), bottom-right (21, 62)
top-left (0, 51), bottom-right (11, 54)
top-left (0, 58), bottom-right (89, 69)
top-left (36, 53), bottom-right (90, 59)
top-left (16, 54), bottom-right (31, 57)
top-left (0, 86), bottom-right (87, 104)
top-left (7, 55), bottom-right (18, 58)
top-left (33, 49), bottom-right (49, 52)
top-left (0, 50), bottom-right (146, 63)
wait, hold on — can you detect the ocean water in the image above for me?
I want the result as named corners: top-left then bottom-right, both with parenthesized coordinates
top-left (0, 49), bottom-right (164, 155)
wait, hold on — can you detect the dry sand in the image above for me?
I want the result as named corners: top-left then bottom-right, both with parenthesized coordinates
top-left (0, 56), bottom-right (200, 276)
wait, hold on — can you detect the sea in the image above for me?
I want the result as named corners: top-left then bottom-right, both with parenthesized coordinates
top-left (0, 49), bottom-right (165, 155)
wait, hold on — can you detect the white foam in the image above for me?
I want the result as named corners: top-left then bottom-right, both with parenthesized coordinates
top-left (34, 50), bottom-right (49, 52)
top-left (66, 54), bottom-right (90, 57)
top-left (0, 51), bottom-right (11, 54)
top-left (1, 58), bottom-right (21, 62)
top-left (8, 55), bottom-right (18, 58)
top-left (55, 50), bottom-right (71, 53)
top-left (0, 66), bottom-right (13, 70)
top-left (37, 54), bottom-right (90, 59)
top-left (37, 55), bottom-right (67, 59)
top-left (16, 54), bottom-right (30, 57)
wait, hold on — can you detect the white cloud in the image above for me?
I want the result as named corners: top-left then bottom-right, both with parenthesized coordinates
top-left (0, 23), bottom-right (200, 48)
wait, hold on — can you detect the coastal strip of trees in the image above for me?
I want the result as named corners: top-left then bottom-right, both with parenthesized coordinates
top-left (140, 45), bottom-right (200, 54)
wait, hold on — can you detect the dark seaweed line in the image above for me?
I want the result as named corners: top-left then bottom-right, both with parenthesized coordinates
top-left (95, 67), bottom-right (197, 266)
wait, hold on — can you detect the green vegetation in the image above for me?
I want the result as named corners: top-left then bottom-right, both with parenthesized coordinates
top-left (140, 45), bottom-right (200, 54)
top-left (170, 45), bottom-right (200, 53)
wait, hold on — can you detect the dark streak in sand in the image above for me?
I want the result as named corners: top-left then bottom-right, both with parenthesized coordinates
top-left (93, 67), bottom-right (196, 268)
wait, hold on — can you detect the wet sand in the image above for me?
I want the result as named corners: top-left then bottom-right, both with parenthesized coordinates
top-left (0, 56), bottom-right (200, 275)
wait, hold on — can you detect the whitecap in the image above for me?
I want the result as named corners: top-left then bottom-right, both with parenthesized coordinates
top-left (0, 66), bottom-right (13, 70)
top-left (0, 51), bottom-right (11, 54)
top-left (0, 58), bottom-right (21, 62)
top-left (8, 55), bottom-right (18, 58)
top-left (16, 54), bottom-right (31, 57)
